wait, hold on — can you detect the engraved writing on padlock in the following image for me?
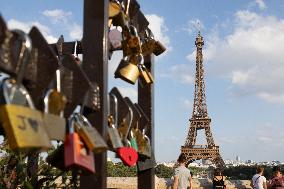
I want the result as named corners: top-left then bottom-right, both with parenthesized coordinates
top-left (0, 92), bottom-right (51, 150)
top-left (74, 113), bottom-right (107, 153)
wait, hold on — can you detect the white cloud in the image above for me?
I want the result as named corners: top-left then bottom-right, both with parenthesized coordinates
top-left (161, 63), bottom-right (194, 85)
top-left (255, 0), bottom-right (266, 10)
top-left (145, 14), bottom-right (171, 53)
top-left (42, 9), bottom-right (82, 41)
top-left (185, 19), bottom-right (204, 35)
top-left (7, 19), bottom-right (57, 43)
top-left (192, 10), bottom-right (284, 103)
top-left (69, 23), bottom-right (82, 40)
top-left (42, 9), bottom-right (72, 22)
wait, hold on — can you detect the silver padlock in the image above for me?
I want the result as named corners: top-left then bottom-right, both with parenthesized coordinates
top-left (108, 93), bottom-right (123, 149)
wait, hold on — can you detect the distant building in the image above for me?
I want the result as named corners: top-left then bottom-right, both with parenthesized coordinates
top-left (236, 156), bottom-right (241, 162)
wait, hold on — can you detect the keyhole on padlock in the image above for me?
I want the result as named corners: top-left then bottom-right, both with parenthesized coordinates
top-left (129, 155), bottom-right (131, 161)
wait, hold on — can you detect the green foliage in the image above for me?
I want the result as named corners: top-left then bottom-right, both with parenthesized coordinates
top-left (0, 141), bottom-right (76, 188)
top-left (188, 166), bottom-right (206, 177)
top-left (155, 164), bottom-right (174, 178)
top-left (107, 161), bottom-right (137, 177)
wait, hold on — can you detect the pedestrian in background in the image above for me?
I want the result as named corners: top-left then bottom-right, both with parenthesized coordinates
top-left (172, 153), bottom-right (192, 189)
top-left (267, 166), bottom-right (284, 189)
top-left (251, 166), bottom-right (267, 189)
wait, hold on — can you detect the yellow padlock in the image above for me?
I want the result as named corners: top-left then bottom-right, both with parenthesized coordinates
top-left (0, 103), bottom-right (51, 150)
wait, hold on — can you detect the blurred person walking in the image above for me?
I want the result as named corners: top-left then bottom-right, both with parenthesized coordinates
top-left (251, 166), bottom-right (267, 189)
top-left (172, 153), bottom-right (192, 189)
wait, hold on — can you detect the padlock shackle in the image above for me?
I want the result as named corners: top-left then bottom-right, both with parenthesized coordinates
top-left (43, 89), bottom-right (53, 113)
top-left (11, 29), bottom-right (32, 86)
top-left (56, 69), bottom-right (61, 92)
top-left (109, 93), bottom-right (118, 127)
top-left (68, 114), bottom-right (77, 134)
top-left (2, 78), bottom-right (35, 108)
top-left (145, 28), bottom-right (155, 40)
top-left (125, 0), bottom-right (131, 16)
top-left (73, 112), bottom-right (92, 129)
top-left (73, 40), bottom-right (79, 58)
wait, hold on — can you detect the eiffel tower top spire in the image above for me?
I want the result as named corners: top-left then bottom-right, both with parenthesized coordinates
top-left (192, 32), bottom-right (209, 119)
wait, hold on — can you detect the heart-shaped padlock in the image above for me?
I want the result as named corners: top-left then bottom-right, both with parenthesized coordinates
top-left (117, 147), bottom-right (138, 167)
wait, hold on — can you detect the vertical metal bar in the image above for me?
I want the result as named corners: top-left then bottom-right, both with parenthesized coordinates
top-left (138, 54), bottom-right (155, 189)
top-left (80, 0), bottom-right (108, 188)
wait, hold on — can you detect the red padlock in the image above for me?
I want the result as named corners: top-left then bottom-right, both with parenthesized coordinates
top-left (64, 114), bottom-right (95, 173)
top-left (117, 147), bottom-right (138, 167)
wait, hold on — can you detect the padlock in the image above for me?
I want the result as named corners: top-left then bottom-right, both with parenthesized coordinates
top-left (121, 25), bottom-right (142, 56)
top-left (107, 115), bottom-right (123, 149)
top-left (109, 87), bottom-right (132, 145)
top-left (82, 81), bottom-right (101, 111)
top-left (107, 91), bottom-right (123, 149)
top-left (138, 62), bottom-right (154, 86)
top-left (137, 153), bottom-right (156, 171)
top-left (142, 28), bottom-right (166, 56)
top-left (0, 30), bottom-right (51, 150)
top-left (64, 114), bottom-right (95, 173)
top-left (109, 0), bottom-right (129, 27)
top-left (73, 113), bottom-right (107, 154)
top-left (42, 90), bottom-right (66, 141)
top-left (114, 55), bottom-right (140, 85)
top-left (133, 127), bottom-right (152, 158)
top-left (129, 130), bottom-right (138, 151)
top-left (117, 147), bottom-right (138, 167)
top-left (109, 0), bottom-right (121, 18)
top-left (42, 65), bottom-right (67, 141)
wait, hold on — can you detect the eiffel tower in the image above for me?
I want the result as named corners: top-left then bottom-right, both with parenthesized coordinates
top-left (181, 32), bottom-right (225, 169)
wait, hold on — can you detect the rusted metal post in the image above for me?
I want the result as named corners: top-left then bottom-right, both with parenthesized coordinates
top-left (80, 0), bottom-right (109, 188)
top-left (138, 54), bottom-right (155, 189)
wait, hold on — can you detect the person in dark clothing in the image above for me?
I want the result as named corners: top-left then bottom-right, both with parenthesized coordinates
top-left (267, 166), bottom-right (284, 189)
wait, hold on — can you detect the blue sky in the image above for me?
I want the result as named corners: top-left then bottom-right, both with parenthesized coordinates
top-left (1, 0), bottom-right (284, 163)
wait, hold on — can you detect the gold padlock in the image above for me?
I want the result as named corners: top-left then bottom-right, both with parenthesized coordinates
top-left (138, 63), bottom-right (154, 86)
top-left (74, 113), bottom-right (108, 154)
top-left (109, 0), bottom-right (121, 18)
top-left (108, 115), bottom-right (123, 149)
top-left (114, 56), bottom-right (140, 85)
top-left (42, 69), bottom-right (67, 141)
top-left (132, 127), bottom-right (151, 158)
top-left (142, 28), bottom-right (166, 56)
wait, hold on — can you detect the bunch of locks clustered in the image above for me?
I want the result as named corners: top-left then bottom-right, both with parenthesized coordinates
top-left (0, 0), bottom-right (165, 176)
